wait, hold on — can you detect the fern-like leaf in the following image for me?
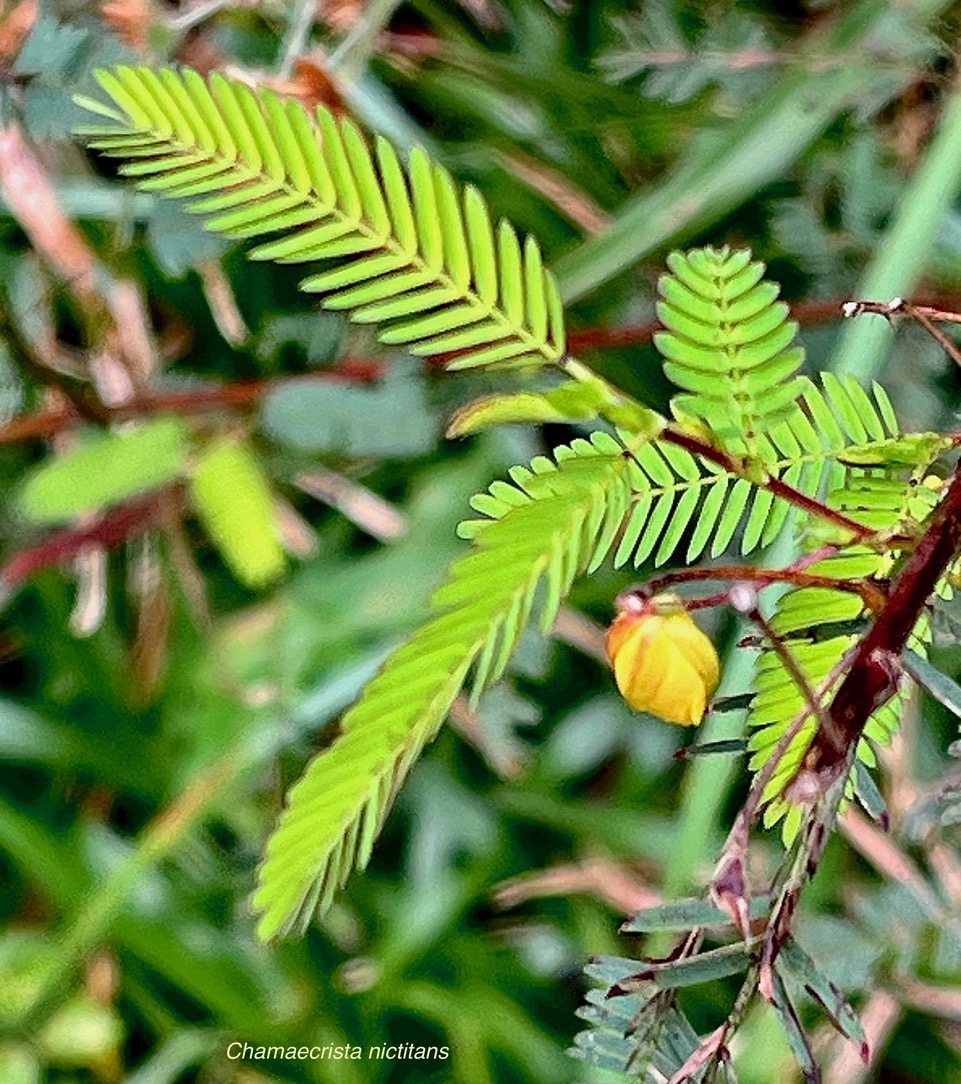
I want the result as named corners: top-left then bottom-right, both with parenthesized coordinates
top-left (76, 66), bottom-right (565, 370)
top-left (572, 984), bottom-right (699, 1082)
top-left (656, 246), bottom-right (805, 456)
top-left (750, 469), bottom-right (946, 837)
top-left (252, 432), bottom-right (638, 938)
top-left (612, 375), bottom-right (947, 570)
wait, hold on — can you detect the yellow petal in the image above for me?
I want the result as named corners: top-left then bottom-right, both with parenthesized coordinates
top-left (662, 613), bottom-right (721, 691)
top-left (606, 598), bottom-right (720, 726)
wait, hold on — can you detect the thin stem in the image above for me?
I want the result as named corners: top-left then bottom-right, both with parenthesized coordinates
top-left (843, 296), bottom-right (961, 368)
top-left (327, 0), bottom-right (403, 82)
top-left (843, 298), bottom-right (961, 326)
top-left (566, 298), bottom-right (874, 353)
top-left (642, 562), bottom-right (885, 611)
top-left (909, 303), bottom-right (961, 325)
top-left (905, 305), bottom-right (961, 368)
top-left (8, 294), bottom-right (961, 448)
top-left (714, 644), bottom-right (856, 896)
top-left (752, 607), bottom-right (844, 752)
top-left (0, 361), bottom-right (384, 446)
top-left (760, 772), bottom-right (850, 996)
top-left (0, 305), bottom-right (110, 425)
top-left (278, 0), bottom-right (316, 78)
top-left (659, 426), bottom-right (879, 542)
top-left (168, 0), bottom-right (233, 31)
top-left (0, 491), bottom-right (174, 588)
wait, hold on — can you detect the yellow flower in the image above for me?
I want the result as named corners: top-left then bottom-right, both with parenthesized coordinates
top-left (606, 593), bottom-right (720, 726)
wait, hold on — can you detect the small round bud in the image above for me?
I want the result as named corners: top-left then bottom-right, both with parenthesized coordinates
top-left (606, 592), bottom-right (720, 726)
top-left (728, 583), bottom-right (758, 615)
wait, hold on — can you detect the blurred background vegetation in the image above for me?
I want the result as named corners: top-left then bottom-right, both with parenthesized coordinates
top-left (4, 0), bottom-right (961, 1081)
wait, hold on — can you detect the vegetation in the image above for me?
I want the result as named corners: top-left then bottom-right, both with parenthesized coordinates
top-left (4, 2), bottom-right (961, 1083)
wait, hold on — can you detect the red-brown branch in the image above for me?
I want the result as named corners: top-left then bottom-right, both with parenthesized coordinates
top-left (4, 290), bottom-right (961, 447)
top-left (642, 563), bottom-right (887, 611)
top-left (801, 464), bottom-right (961, 780)
top-left (0, 360), bottom-right (385, 446)
top-left (1, 491), bottom-right (174, 586)
top-left (0, 296), bottom-right (885, 446)
top-left (565, 300), bottom-right (847, 352)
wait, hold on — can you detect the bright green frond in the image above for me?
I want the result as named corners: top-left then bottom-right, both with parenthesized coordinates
top-left (749, 468), bottom-right (945, 835)
top-left (611, 375), bottom-right (947, 570)
top-left (656, 246), bottom-right (805, 456)
top-left (76, 66), bottom-right (565, 371)
top-left (253, 432), bottom-right (638, 938)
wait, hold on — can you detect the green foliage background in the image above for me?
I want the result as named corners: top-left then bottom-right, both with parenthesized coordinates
top-left (4, 1), bottom-right (961, 1082)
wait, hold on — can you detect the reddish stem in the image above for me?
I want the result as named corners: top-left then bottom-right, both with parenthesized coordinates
top-left (803, 464), bottom-right (961, 780)
top-left (4, 290), bottom-right (961, 446)
top-left (642, 563), bottom-right (885, 610)
top-left (1, 491), bottom-right (173, 585)
top-left (0, 361), bottom-right (384, 446)
top-left (659, 426), bottom-right (877, 543)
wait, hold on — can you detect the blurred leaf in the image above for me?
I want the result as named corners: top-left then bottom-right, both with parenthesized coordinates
top-left (123, 1032), bottom-right (220, 1084)
top-left (146, 201), bottom-right (229, 279)
top-left (14, 16), bottom-right (90, 79)
top-left (0, 1044), bottom-right (40, 1084)
top-left (189, 438), bottom-right (285, 588)
top-left (621, 894), bottom-right (771, 935)
top-left (732, 1001), bottom-right (797, 1084)
top-left (253, 312), bottom-right (344, 368)
top-left (828, 76), bottom-right (961, 380)
top-left (403, 763), bottom-right (499, 885)
top-left (0, 344), bottom-right (23, 424)
top-left (22, 86), bottom-right (91, 142)
top-left (555, 0), bottom-right (950, 301)
top-left (261, 362), bottom-right (439, 458)
top-left (18, 417), bottom-right (189, 523)
top-left (601, 7), bottom-right (775, 104)
top-left (905, 649), bottom-right (961, 720)
top-left (38, 995), bottom-right (123, 1068)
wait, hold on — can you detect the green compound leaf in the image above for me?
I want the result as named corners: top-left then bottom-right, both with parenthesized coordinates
top-left (612, 376), bottom-right (948, 572)
top-left (18, 417), bottom-right (189, 523)
top-left (189, 438), bottom-right (285, 589)
top-left (750, 458), bottom-right (948, 836)
top-left (769, 969), bottom-right (818, 1083)
top-left (621, 893), bottom-right (772, 934)
top-left (656, 246), bottom-right (805, 457)
top-left (253, 432), bottom-right (643, 939)
top-left (76, 66), bottom-right (565, 372)
top-left (572, 993), bottom-right (701, 1081)
top-left (573, 957), bottom-right (701, 1081)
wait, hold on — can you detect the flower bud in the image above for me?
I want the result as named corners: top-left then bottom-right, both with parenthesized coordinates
top-left (606, 593), bottom-right (720, 726)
